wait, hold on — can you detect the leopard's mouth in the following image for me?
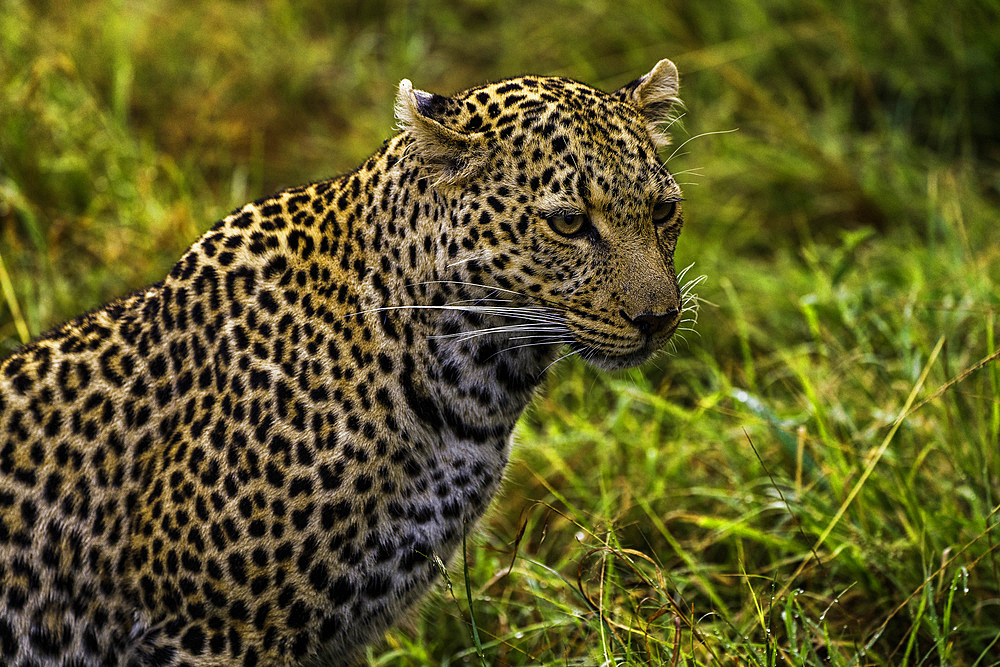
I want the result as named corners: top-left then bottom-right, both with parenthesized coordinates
top-left (567, 322), bottom-right (677, 371)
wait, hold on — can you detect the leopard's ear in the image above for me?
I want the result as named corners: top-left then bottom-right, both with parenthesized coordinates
top-left (395, 79), bottom-right (487, 183)
top-left (613, 59), bottom-right (681, 148)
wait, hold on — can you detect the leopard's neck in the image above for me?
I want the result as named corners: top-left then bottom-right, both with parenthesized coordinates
top-left (290, 136), bottom-right (562, 456)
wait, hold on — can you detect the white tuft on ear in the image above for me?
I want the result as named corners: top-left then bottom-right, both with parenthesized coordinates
top-left (615, 59), bottom-right (682, 148)
top-left (393, 79), bottom-right (421, 130)
top-left (394, 79), bottom-right (486, 183)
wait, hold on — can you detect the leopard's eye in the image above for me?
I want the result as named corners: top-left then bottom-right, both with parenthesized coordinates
top-left (652, 200), bottom-right (679, 225)
top-left (547, 213), bottom-right (590, 238)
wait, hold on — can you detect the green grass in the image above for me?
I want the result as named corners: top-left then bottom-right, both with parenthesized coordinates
top-left (3, 0), bottom-right (1000, 664)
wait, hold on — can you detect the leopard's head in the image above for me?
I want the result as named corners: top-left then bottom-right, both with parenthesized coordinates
top-left (396, 60), bottom-right (694, 370)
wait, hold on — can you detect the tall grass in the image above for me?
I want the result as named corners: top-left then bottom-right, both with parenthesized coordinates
top-left (2, 0), bottom-right (999, 663)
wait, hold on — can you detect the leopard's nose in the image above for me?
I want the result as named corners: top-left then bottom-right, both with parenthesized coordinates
top-left (626, 308), bottom-right (680, 336)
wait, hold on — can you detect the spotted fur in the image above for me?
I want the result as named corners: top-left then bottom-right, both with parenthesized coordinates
top-left (0, 60), bottom-right (691, 665)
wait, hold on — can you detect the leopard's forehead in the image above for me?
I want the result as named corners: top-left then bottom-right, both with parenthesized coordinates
top-left (428, 75), bottom-right (642, 140)
top-left (426, 75), bottom-right (679, 210)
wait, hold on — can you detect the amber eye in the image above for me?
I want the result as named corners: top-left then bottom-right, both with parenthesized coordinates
top-left (652, 200), bottom-right (679, 225)
top-left (547, 213), bottom-right (590, 237)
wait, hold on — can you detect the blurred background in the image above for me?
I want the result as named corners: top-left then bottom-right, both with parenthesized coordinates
top-left (2, 0), bottom-right (999, 664)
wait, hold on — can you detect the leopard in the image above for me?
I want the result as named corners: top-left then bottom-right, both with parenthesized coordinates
top-left (0, 59), bottom-right (692, 665)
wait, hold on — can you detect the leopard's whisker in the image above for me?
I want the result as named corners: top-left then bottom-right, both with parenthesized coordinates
top-left (668, 167), bottom-right (705, 178)
top-left (680, 274), bottom-right (707, 291)
top-left (349, 304), bottom-right (565, 325)
top-left (663, 111), bottom-right (686, 130)
top-left (456, 331), bottom-right (573, 345)
top-left (446, 253), bottom-right (492, 268)
top-left (666, 128), bottom-right (738, 163)
top-left (492, 337), bottom-right (576, 360)
top-left (505, 334), bottom-right (575, 343)
top-left (409, 279), bottom-right (567, 311)
top-left (434, 325), bottom-right (570, 342)
top-left (541, 347), bottom-right (582, 373)
top-left (675, 262), bottom-right (696, 282)
top-left (442, 294), bottom-right (559, 314)
top-left (407, 280), bottom-right (528, 299)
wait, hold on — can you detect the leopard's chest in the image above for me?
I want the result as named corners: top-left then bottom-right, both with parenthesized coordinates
top-left (291, 319), bottom-right (555, 653)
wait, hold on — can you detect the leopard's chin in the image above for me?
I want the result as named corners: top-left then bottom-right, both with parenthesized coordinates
top-left (569, 338), bottom-right (671, 371)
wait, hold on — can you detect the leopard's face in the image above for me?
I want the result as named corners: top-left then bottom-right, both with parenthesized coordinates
top-left (398, 62), bottom-right (689, 370)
